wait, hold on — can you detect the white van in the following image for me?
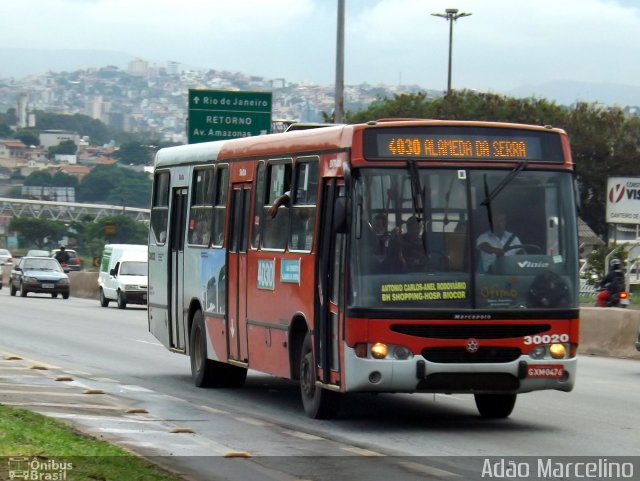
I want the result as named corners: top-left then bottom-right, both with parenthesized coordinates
top-left (98, 244), bottom-right (148, 309)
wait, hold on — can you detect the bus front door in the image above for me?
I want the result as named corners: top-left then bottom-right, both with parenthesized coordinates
top-left (316, 180), bottom-right (345, 386)
top-left (227, 183), bottom-right (251, 363)
top-left (169, 187), bottom-right (188, 351)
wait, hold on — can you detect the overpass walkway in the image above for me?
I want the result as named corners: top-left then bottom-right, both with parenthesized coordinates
top-left (0, 197), bottom-right (150, 222)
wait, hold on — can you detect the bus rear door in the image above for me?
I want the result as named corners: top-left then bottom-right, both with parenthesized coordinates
top-left (169, 187), bottom-right (188, 351)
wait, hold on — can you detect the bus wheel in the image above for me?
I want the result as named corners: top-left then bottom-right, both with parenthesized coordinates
top-left (474, 393), bottom-right (517, 418)
top-left (190, 310), bottom-right (217, 387)
top-left (299, 333), bottom-right (340, 419)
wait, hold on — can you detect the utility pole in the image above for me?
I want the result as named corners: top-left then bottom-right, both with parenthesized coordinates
top-left (334, 0), bottom-right (345, 123)
top-left (431, 8), bottom-right (472, 95)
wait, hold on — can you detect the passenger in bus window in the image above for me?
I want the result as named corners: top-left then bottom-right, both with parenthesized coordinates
top-left (400, 216), bottom-right (429, 271)
top-left (267, 190), bottom-right (290, 218)
top-left (365, 214), bottom-right (405, 273)
top-left (476, 213), bottom-right (522, 272)
top-left (291, 208), bottom-right (314, 250)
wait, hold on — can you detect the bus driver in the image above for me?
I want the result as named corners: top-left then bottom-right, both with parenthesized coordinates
top-left (476, 213), bottom-right (522, 272)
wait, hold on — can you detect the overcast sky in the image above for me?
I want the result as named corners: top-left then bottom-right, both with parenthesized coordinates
top-left (1, 0), bottom-right (639, 98)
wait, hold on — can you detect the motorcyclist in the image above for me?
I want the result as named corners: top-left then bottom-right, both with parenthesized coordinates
top-left (597, 258), bottom-right (625, 307)
top-left (55, 245), bottom-right (70, 266)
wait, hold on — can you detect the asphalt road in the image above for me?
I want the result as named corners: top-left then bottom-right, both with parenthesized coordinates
top-left (1, 293), bottom-right (639, 480)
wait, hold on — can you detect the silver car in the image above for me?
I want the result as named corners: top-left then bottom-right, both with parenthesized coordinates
top-left (0, 248), bottom-right (13, 265)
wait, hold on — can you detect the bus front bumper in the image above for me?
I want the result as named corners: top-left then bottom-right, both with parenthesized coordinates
top-left (342, 345), bottom-right (576, 394)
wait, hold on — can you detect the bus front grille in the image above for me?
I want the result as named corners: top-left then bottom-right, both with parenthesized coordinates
top-left (422, 347), bottom-right (521, 363)
top-left (417, 373), bottom-right (519, 391)
top-left (392, 324), bottom-right (551, 339)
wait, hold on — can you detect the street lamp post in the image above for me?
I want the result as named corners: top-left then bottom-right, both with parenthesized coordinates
top-left (431, 8), bottom-right (472, 95)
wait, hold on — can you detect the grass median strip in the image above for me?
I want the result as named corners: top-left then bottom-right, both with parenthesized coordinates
top-left (0, 404), bottom-right (182, 481)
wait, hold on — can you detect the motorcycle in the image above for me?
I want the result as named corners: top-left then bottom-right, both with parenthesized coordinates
top-left (596, 286), bottom-right (630, 308)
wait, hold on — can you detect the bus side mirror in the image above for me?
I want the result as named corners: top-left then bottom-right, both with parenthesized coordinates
top-left (110, 268), bottom-right (117, 277)
top-left (334, 197), bottom-right (349, 234)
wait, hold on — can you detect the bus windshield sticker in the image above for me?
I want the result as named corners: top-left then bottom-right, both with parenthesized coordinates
top-left (380, 281), bottom-right (468, 303)
top-left (281, 259), bottom-right (301, 284)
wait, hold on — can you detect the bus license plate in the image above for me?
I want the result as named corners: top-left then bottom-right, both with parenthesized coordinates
top-left (42, 283), bottom-right (54, 289)
top-left (527, 364), bottom-right (563, 378)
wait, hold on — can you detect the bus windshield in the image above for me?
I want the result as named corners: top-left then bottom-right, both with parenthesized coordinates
top-left (349, 167), bottom-right (579, 311)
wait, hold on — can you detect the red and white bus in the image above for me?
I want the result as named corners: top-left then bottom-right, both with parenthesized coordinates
top-left (148, 119), bottom-right (579, 419)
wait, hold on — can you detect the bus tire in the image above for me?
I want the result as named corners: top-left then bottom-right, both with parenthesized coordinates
top-left (299, 332), bottom-right (340, 419)
top-left (474, 393), bottom-right (517, 418)
top-left (190, 310), bottom-right (217, 387)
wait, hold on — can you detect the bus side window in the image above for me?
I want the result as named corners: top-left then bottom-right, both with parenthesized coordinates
top-left (211, 165), bottom-right (229, 247)
top-left (262, 161), bottom-right (291, 250)
top-left (289, 159), bottom-right (318, 251)
top-left (251, 162), bottom-right (266, 249)
top-left (151, 171), bottom-right (170, 245)
top-left (188, 166), bottom-right (214, 246)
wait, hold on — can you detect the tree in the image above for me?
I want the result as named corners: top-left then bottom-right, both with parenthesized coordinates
top-left (79, 215), bottom-right (149, 251)
top-left (35, 111), bottom-right (112, 145)
top-left (24, 170), bottom-right (54, 187)
top-left (14, 128), bottom-right (39, 147)
top-left (52, 170), bottom-right (79, 188)
top-left (0, 123), bottom-right (12, 137)
top-left (106, 176), bottom-right (152, 208)
top-left (113, 141), bottom-right (154, 165)
top-left (76, 164), bottom-right (152, 208)
top-left (8, 217), bottom-right (67, 248)
top-left (48, 139), bottom-right (77, 159)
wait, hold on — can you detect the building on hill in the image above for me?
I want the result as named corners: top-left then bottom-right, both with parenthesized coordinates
top-left (39, 130), bottom-right (80, 149)
top-left (0, 140), bottom-right (27, 159)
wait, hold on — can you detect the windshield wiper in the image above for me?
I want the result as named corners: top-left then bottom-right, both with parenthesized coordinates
top-left (481, 160), bottom-right (527, 231)
top-left (407, 159), bottom-right (424, 222)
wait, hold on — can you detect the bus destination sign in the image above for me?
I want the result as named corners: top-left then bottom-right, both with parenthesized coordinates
top-left (363, 127), bottom-right (564, 162)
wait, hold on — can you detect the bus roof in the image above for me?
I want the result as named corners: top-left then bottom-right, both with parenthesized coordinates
top-left (154, 119), bottom-right (568, 168)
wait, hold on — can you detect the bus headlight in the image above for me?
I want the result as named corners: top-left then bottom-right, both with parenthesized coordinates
top-left (371, 343), bottom-right (388, 359)
top-left (549, 343), bottom-right (567, 359)
top-left (530, 345), bottom-right (546, 359)
top-left (393, 346), bottom-right (413, 360)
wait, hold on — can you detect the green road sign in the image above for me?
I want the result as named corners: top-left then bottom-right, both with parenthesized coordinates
top-left (188, 89), bottom-right (272, 144)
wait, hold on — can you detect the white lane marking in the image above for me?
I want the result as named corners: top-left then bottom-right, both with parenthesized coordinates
top-left (199, 405), bottom-right (229, 415)
top-left (235, 416), bottom-right (273, 427)
top-left (120, 385), bottom-right (154, 392)
top-left (4, 402), bottom-right (123, 411)
top-left (281, 430), bottom-right (326, 441)
top-left (131, 339), bottom-right (164, 346)
top-left (0, 390), bottom-right (99, 397)
top-left (396, 460), bottom-right (461, 478)
top-left (38, 413), bottom-right (155, 423)
top-left (339, 446), bottom-right (385, 456)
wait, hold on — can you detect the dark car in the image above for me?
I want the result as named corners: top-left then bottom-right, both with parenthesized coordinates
top-left (10, 256), bottom-right (70, 299)
top-left (636, 327), bottom-right (640, 352)
top-left (50, 249), bottom-right (82, 272)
